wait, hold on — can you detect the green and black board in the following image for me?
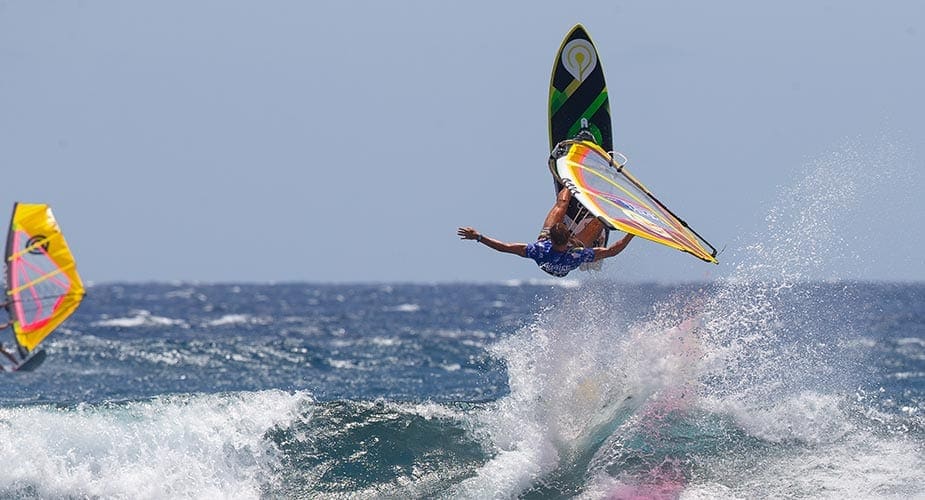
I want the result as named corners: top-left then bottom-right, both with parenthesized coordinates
top-left (548, 24), bottom-right (612, 245)
top-left (549, 24), bottom-right (612, 151)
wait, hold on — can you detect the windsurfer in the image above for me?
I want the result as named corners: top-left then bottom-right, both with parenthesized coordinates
top-left (0, 302), bottom-right (16, 365)
top-left (0, 314), bottom-right (15, 365)
top-left (0, 345), bottom-right (16, 366)
top-left (0, 301), bottom-right (9, 331)
top-left (457, 187), bottom-right (633, 277)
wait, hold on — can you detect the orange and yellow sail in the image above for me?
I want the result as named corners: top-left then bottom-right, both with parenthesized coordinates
top-left (5, 203), bottom-right (84, 352)
top-left (550, 140), bottom-right (718, 264)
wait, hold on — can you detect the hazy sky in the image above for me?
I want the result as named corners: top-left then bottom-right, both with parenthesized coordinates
top-left (1, 1), bottom-right (922, 283)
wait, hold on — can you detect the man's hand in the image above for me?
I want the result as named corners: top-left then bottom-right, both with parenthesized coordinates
top-left (593, 232), bottom-right (634, 261)
top-left (457, 227), bottom-right (480, 240)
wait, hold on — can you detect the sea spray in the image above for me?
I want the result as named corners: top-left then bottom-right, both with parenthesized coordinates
top-left (454, 283), bottom-right (711, 498)
top-left (462, 138), bottom-right (925, 498)
top-left (697, 140), bottom-right (882, 412)
top-left (676, 139), bottom-right (922, 497)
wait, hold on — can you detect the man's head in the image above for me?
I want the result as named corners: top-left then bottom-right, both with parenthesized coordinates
top-left (549, 222), bottom-right (571, 246)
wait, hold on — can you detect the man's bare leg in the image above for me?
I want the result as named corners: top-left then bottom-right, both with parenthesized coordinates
top-left (575, 218), bottom-right (605, 247)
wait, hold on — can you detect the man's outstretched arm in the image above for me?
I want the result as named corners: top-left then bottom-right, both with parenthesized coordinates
top-left (592, 232), bottom-right (634, 261)
top-left (457, 227), bottom-right (527, 257)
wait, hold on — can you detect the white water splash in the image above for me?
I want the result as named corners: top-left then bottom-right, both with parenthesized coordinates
top-left (0, 390), bottom-right (308, 499)
top-left (454, 283), bottom-right (707, 498)
top-left (462, 137), bottom-right (924, 498)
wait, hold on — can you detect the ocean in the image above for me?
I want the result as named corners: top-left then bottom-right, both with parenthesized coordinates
top-left (0, 278), bottom-right (922, 499)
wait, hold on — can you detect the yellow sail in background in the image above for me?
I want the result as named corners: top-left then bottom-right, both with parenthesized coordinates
top-left (5, 203), bottom-right (85, 352)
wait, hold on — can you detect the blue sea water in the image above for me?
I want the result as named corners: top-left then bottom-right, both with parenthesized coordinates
top-left (0, 279), bottom-right (922, 499)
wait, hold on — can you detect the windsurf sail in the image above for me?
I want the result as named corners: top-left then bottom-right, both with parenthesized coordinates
top-left (550, 140), bottom-right (718, 264)
top-left (4, 203), bottom-right (85, 355)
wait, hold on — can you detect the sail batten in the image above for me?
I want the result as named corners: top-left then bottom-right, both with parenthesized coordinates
top-left (9, 265), bottom-right (71, 296)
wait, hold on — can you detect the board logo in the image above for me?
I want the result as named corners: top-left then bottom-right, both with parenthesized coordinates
top-left (26, 235), bottom-right (50, 255)
top-left (562, 39), bottom-right (597, 82)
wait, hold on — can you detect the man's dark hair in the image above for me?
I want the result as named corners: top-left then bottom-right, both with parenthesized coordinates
top-left (549, 223), bottom-right (571, 246)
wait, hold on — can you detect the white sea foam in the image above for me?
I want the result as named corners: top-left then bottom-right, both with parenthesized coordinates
top-left (381, 401), bottom-right (467, 421)
top-left (388, 303), bottom-right (421, 312)
top-left (686, 429), bottom-right (925, 499)
top-left (205, 314), bottom-right (270, 327)
top-left (164, 288), bottom-right (198, 300)
top-left (0, 390), bottom-right (308, 499)
top-left (889, 371), bottom-right (925, 380)
top-left (92, 310), bottom-right (188, 329)
top-left (327, 358), bottom-right (361, 370)
top-left (370, 336), bottom-right (401, 347)
top-left (702, 391), bottom-right (853, 445)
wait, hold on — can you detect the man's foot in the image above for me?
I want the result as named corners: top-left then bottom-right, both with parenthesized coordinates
top-left (576, 129), bottom-right (596, 143)
top-left (592, 229), bottom-right (606, 248)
